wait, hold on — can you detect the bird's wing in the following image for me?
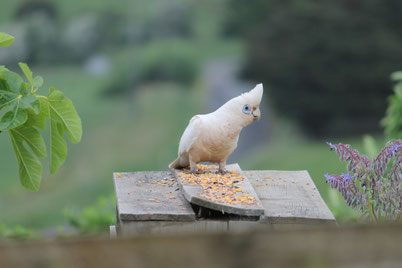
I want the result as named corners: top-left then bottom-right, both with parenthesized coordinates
top-left (178, 115), bottom-right (203, 155)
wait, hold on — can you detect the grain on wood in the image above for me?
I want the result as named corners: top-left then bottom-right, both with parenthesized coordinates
top-left (113, 171), bottom-right (195, 221)
top-left (173, 164), bottom-right (265, 216)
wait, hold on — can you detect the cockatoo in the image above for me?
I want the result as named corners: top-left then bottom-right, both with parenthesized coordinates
top-left (169, 83), bottom-right (263, 173)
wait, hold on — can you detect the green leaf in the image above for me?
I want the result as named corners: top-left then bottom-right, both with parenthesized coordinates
top-left (0, 66), bottom-right (9, 72)
top-left (49, 117), bottom-right (68, 174)
top-left (11, 124), bottom-right (47, 158)
top-left (33, 76), bottom-right (43, 89)
top-left (0, 107), bottom-right (28, 130)
top-left (0, 70), bottom-right (39, 131)
top-left (0, 32), bottom-right (14, 47)
top-left (9, 127), bottom-right (44, 191)
top-left (1, 70), bottom-right (23, 93)
top-left (26, 98), bottom-right (49, 130)
top-left (40, 89), bottom-right (82, 173)
top-left (18, 63), bottom-right (33, 86)
top-left (47, 88), bottom-right (82, 143)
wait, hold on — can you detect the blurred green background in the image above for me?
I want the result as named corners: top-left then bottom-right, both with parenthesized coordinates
top-left (0, 0), bottom-right (401, 234)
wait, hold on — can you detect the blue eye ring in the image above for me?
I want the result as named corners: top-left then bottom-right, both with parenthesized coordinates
top-left (242, 104), bottom-right (251, 114)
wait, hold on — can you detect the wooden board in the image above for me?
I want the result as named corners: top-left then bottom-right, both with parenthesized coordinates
top-left (3, 224), bottom-right (402, 268)
top-left (113, 166), bottom-right (336, 234)
top-left (113, 171), bottom-right (195, 221)
top-left (244, 170), bottom-right (336, 224)
top-left (119, 219), bottom-right (228, 236)
top-left (173, 164), bottom-right (265, 217)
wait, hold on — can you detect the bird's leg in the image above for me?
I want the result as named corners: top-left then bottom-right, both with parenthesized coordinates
top-left (189, 155), bottom-right (199, 174)
top-left (218, 161), bottom-right (227, 174)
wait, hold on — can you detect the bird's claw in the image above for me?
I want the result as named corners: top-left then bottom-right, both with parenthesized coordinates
top-left (189, 169), bottom-right (202, 174)
top-left (218, 169), bottom-right (227, 174)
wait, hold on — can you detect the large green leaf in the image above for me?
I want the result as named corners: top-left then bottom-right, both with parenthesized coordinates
top-left (12, 124), bottom-right (47, 158)
top-left (41, 88), bottom-right (82, 173)
top-left (26, 98), bottom-right (49, 130)
top-left (0, 71), bottom-right (39, 131)
top-left (0, 33), bottom-right (14, 47)
top-left (0, 106), bottom-right (28, 130)
top-left (18, 63), bottom-right (33, 86)
top-left (9, 124), bottom-right (47, 191)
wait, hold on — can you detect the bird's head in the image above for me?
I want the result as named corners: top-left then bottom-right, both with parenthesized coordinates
top-left (221, 83), bottom-right (264, 127)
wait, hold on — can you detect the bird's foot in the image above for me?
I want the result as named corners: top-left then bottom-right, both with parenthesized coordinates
top-left (189, 168), bottom-right (202, 174)
top-left (218, 169), bottom-right (227, 175)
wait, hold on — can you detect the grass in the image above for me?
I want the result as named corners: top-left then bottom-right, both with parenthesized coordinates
top-left (0, 61), bottom-right (207, 228)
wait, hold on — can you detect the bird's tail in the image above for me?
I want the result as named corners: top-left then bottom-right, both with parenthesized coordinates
top-left (169, 157), bottom-right (182, 169)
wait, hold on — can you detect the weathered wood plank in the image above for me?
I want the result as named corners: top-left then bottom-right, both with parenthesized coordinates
top-left (113, 171), bottom-right (195, 221)
top-left (244, 170), bottom-right (336, 224)
top-left (2, 224), bottom-right (402, 268)
top-left (119, 220), bottom-right (228, 236)
top-left (173, 164), bottom-right (265, 216)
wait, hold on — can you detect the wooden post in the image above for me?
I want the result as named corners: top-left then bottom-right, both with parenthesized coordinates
top-left (2, 224), bottom-right (402, 268)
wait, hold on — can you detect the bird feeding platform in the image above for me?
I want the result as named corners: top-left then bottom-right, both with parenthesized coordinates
top-left (112, 164), bottom-right (335, 236)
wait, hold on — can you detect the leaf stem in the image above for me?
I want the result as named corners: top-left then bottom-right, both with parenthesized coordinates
top-left (365, 177), bottom-right (377, 223)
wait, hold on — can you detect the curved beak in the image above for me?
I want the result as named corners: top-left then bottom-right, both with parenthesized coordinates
top-left (252, 107), bottom-right (261, 120)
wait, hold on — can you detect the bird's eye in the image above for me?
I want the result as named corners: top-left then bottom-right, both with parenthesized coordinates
top-left (242, 104), bottom-right (251, 114)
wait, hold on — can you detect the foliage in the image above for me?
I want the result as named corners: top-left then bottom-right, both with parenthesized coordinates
top-left (104, 40), bottom-right (199, 96)
top-left (0, 224), bottom-right (38, 240)
top-left (0, 32), bottom-right (15, 47)
top-left (227, 0), bottom-right (402, 136)
top-left (0, 32), bottom-right (82, 191)
top-left (140, 41), bottom-right (199, 85)
top-left (64, 195), bottom-right (116, 234)
top-left (382, 71), bottom-right (402, 139)
top-left (326, 190), bottom-right (361, 223)
top-left (325, 140), bottom-right (401, 222)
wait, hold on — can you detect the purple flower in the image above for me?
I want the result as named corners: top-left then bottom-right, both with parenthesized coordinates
top-left (326, 141), bottom-right (336, 150)
top-left (324, 173), bottom-right (338, 184)
top-left (324, 173), bottom-right (330, 182)
top-left (389, 144), bottom-right (400, 155)
top-left (342, 172), bottom-right (353, 182)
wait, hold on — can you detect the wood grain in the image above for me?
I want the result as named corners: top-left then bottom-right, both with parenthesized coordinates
top-left (113, 171), bottom-right (195, 221)
top-left (2, 224), bottom-right (402, 268)
top-left (245, 170), bottom-right (336, 224)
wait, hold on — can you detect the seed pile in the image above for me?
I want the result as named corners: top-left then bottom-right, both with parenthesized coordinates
top-left (178, 164), bottom-right (257, 205)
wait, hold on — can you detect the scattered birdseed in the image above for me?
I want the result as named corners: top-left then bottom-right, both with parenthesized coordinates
top-left (177, 164), bottom-right (256, 205)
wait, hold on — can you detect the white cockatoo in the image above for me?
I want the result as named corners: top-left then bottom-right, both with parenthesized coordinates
top-left (169, 84), bottom-right (263, 173)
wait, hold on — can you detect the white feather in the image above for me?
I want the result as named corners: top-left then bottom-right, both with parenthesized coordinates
top-left (169, 83), bottom-right (264, 171)
top-left (178, 115), bottom-right (202, 155)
